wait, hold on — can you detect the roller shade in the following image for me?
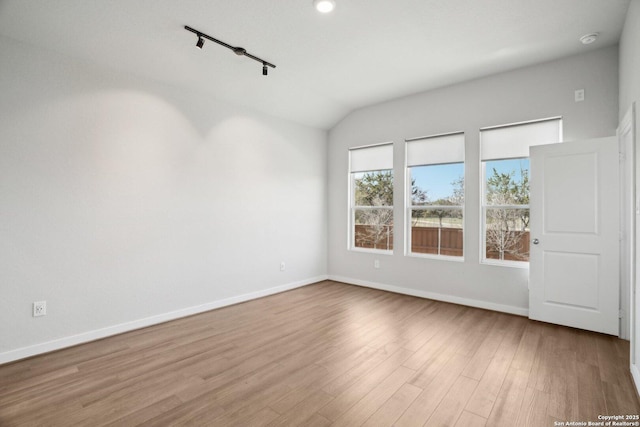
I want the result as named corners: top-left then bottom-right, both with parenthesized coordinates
top-left (406, 132), bottom-right (464, 167)
top-left (481, 117), bottom-right (562, 161)
top-left (349, 143), bottom-right (393, 173)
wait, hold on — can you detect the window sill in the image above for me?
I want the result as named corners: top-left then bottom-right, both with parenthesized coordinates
top-left (407, 253), bottom-right (464, 263)
top-left (481, 259), bottom-right (529, 269)
top-left (349, 247), bottom-right (394, 256)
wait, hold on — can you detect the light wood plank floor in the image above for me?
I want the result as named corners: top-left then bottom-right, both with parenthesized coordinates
top-left (1, 281), bottom-right (638, 426)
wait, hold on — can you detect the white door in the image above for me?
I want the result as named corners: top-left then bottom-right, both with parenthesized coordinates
top-left (529, 137), bottom-right (619, 335)
top-left (621, 102), bottom-right (640, 394)
top-left (620, 119), bottom-right (635, 342)
top-left (619, 104), bottom-right (636, 343)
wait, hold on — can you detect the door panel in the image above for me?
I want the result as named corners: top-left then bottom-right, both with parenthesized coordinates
top-left (543, 251), bottom-right (598, 309)
top-left (529, 137), bottom-right (619, 335)
top-left (544, 153), bottom-right (597, 233)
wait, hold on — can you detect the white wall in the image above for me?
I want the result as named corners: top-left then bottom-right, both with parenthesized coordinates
top-left (0, 36), bottom-right (327, 362)
top-left (620, 0), bottom-right (640, 119)
top-left (328, 46), bottom-right (619, 314)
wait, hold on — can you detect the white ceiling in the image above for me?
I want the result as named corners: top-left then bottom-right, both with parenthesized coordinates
top-left (0, 0), bottom-right (631, 129)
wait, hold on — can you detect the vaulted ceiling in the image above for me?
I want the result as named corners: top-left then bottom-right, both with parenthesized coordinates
top-left (0, 0), bottom-right (630, 129)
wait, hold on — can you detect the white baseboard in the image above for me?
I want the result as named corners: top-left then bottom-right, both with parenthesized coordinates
top-left (632, 363), bottom-right (640, 398)
top-left (0, 275), bottom-right (328, 365)
top-left (328, 275), bottom-right (529, 317)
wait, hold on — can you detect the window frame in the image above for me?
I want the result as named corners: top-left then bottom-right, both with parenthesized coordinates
top-left (348, 143), bottom-right (394, 254)
top-left (479, 117), bottom-right (562, 267)
top-left (404, 132), bottom-right (465, 261)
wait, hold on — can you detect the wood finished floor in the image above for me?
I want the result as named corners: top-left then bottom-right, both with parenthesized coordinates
top-left (1, 281), bottom-right (638, 426)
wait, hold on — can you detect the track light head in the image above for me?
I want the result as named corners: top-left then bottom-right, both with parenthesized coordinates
top-left (233, 47), bottom-right (246, 56)
top-left (196, 36), bottom-right (204, 49)
top-left (263, 64), bottom-right (268, 76)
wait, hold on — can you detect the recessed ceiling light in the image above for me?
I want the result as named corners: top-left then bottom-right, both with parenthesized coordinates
top-left (580, 33), bottom-right (599, 45)
top-left (314, 0), bottom-right (336, 13)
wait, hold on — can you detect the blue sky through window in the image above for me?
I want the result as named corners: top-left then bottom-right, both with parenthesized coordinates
top-left (411, 163), bottom-right (463, 201)
top-left (484, 158), bottom-right (530, 186)
top-left (411, 158), bottom-right (530, 202)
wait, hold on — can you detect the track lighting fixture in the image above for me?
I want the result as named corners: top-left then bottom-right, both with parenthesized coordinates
top-left (185, 25), bottom-right (276, 76)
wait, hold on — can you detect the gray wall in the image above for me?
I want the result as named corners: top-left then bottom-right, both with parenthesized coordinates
top-left (620, 0), bottom-right (640, 119)
top-left (0, 36), bottom-right (328, 362)
top-left (328, 46), bottom-right (619, 314)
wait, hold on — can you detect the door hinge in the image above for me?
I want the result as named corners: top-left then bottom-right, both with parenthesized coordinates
top-left (619, 309), bottom-right (624, 319)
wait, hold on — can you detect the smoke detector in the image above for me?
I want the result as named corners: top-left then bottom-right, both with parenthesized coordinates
top-left (580, 33), bottom-right (599, 45)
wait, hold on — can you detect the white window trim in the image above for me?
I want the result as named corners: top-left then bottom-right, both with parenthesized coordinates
top-left (481, 257), bottom-right (530, 269)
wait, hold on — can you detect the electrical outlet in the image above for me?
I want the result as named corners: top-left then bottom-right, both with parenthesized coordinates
top-left (280, 261), bottom-right (286, 271)
top-left (33, 301), bottom-right (46, 317)
top-left (374, 259), bottom-right (380, 269)
top-left (574, 89), bottom-right (585, 102)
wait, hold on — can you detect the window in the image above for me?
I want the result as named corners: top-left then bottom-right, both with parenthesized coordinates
top-left (349, 143), bottom-right (394, 252)
top-left (480, 117), bottom-right (562, 265)
top-left (483, 158), bottom-right (530, 262)
top-left (406, 132), bottom-right (464, 258)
